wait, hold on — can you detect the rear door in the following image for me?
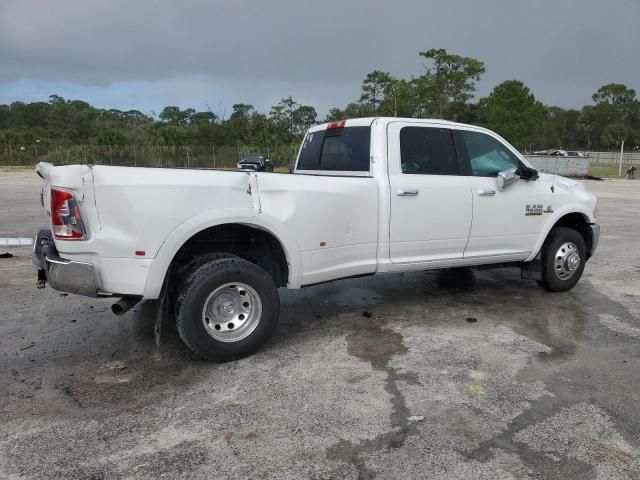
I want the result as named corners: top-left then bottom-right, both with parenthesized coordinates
top-left (260, 121), bottom-right (379, 286)
top-left (387, 122), bottom-right (472, 264)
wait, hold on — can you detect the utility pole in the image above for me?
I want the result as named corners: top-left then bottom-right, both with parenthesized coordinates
top-left (619, 140), bottom-right (625, 177)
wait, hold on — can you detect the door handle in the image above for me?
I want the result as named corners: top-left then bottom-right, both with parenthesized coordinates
top-left (478, 189), bottom-right (496, 196)
top-left (397, 188), bottom-right (419, 196)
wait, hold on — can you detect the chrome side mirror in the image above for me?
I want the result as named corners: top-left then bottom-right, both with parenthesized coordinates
top-left (497, 167), bottom-right (519, 191)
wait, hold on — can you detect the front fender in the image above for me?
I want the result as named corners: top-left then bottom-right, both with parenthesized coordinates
top-left (524, 203), bottom-right (596, 262)
top-left (143, 208), bottom-right (302, 299)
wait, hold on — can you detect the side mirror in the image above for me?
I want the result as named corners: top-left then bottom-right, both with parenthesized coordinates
top-left (516, 165), bottom-right (539, 181)
top-left (497, 167), bottom-right (519, 190)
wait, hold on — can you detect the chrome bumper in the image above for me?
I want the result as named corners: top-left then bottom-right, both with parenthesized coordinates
top-left (588, 223), bottom-right (600, 258)
top-left (33, 229), bottom-right (98, 297)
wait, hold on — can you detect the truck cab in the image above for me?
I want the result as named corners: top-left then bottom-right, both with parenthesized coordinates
top-left (282, 117), bottom-right (598, 282)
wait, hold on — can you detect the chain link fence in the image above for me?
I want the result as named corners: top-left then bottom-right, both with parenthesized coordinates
top-left (0, 144), bottom-right (300, 169)
top-left (4, 144), bottom-right (639, 174)
top-left (587, 151), bottom-right (640, 165)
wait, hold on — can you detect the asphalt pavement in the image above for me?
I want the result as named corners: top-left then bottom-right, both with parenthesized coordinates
top-left (1, 169), bottom-right (639, 479)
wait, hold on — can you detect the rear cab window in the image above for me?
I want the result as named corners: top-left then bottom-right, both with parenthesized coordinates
top-left (296, 123), bottom-right (371, 174)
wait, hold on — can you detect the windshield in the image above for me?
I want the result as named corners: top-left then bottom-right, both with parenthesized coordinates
top-left (297, 126), bottom-right (371, 172)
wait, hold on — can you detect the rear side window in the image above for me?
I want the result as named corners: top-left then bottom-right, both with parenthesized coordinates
top-left (297, 127), bottom-right (371, 172)
top-left (454, 130), bottom-right (521, 176)
top-left (400, 127), bottom-right (459, 175)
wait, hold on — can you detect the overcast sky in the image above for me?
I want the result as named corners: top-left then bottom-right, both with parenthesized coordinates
top-left (1, 0), bottom-right (638, 118)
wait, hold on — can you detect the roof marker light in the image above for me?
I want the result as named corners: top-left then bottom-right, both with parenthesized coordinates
top-left (327, 120), bottom-right (346, 130)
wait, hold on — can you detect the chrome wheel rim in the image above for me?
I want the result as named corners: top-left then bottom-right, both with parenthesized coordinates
top-left (554, 241), bottom-right (581, 280)
top-left (202, 282), bottom-right (262, 343)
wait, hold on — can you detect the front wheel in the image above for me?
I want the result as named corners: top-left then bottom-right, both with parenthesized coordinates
top-left (176, 257), bottom-right (280, 361)
top-left (537, 227), bottom-right (587, 292)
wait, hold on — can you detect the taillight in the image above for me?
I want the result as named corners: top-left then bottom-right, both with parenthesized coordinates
top-left (51, 188), bottom-right (86, 240)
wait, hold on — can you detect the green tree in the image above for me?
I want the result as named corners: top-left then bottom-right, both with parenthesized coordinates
top-left (190, 111), bottom-right (217, 125)
top-left (159, 106), bottom-right (195, 126)
top-left (359, 70), bottom-right (395, 113)
top-left (380, 79), bottom-right (416, 117)
top-left (225, 104), bottom-right (255, 143)
top-left (415, 48), bottom-right (485, 119)
top-left (601, 123), bottom-right (630, 148)
top-left (292, 105), bottom-right (317, 134)
top-left (577, 106), bottom-right (596, 151)
top-left (592, 83), bottom-right (636, 108)
top-left (325, 102), bottom-right (372, 122)
top-left (540, 107), bottom-right (581, 150)
top-left (588, 83), bottom-right (638, 149)
top-left (270, 96), bottom-right (299, 134)
top-left (477, 80), bottom-right (546, 150)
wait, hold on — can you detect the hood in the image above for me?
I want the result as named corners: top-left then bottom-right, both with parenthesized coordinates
top-left (537, 173), bottom-right (587, 193)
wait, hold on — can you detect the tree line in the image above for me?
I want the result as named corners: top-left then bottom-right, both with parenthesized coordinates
top-left (1, 48), bottom-right (638, 153)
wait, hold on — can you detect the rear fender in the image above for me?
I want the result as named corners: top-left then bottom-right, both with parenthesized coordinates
top-left (143, 209), bottom-right (302, 299)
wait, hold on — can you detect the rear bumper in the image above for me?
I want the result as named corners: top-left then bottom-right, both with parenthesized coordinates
top-left (33, 229), bottom-right (98, 297)
top-left (588, 223), bottom-right (600, 258)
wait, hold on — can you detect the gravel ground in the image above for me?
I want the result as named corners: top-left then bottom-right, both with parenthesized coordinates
top-left (0, 169), bottom-right (639, 479)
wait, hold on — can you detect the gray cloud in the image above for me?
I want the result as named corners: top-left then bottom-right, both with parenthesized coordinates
top-left (1, 0), bottom-right (639, 113)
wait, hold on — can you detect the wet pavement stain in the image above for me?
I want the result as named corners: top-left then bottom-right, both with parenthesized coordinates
top-left (436, 267), bottom-right (476, 291)
top-left (327, 314), bottom-right (421, 479)
top-left (465, 281), bottom-right (640, 477)
top-left (468, 392), bottom-right (595, 478)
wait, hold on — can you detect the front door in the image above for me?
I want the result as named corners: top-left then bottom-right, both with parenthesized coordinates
top-left (452, 128), bottom-right (546, 259)
top-left (387, 122), bottom-right (473, 264)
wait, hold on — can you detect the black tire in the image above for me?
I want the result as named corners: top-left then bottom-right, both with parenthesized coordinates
top-left (537, 227), bottom-right (587, 292)
top-left (176, 257), bottom-right (280, 361)
top-left (172, 252), bottom-right (237, 317)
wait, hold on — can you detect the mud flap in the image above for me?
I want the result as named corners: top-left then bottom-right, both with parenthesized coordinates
top-left (37, 269), bottom-right (47, 289)
top-left (154, 279), bottom-right (171, 347)
top-left (521, 254), bottom-right (543, 281)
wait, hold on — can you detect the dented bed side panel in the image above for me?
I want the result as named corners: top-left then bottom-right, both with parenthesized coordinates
top-left (68, 166), bottom-right (254, 259)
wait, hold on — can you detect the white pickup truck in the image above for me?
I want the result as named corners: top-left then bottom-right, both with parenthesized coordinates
top-left (33, 117), bottom-right (599, 361)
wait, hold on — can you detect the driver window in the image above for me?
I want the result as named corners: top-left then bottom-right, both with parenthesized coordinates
top-left (456, 130), bottom-right (521, 176)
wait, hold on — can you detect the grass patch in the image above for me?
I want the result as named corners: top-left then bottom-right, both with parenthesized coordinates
top-left (588, 164), bottom-right (637, 179)
top-left (0, 165), bottom-right (35, 172)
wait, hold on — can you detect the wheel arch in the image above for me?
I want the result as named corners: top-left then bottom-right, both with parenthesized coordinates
top-left (526, 207), bottom-right (594, 262)
top-left (143, 210), bottom-right (302, 299)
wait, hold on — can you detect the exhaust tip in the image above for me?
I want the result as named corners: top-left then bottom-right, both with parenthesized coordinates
top-left (111, 303), bottom-right (125, 315)
top-left (111, 297), bottom-right (140, 316)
